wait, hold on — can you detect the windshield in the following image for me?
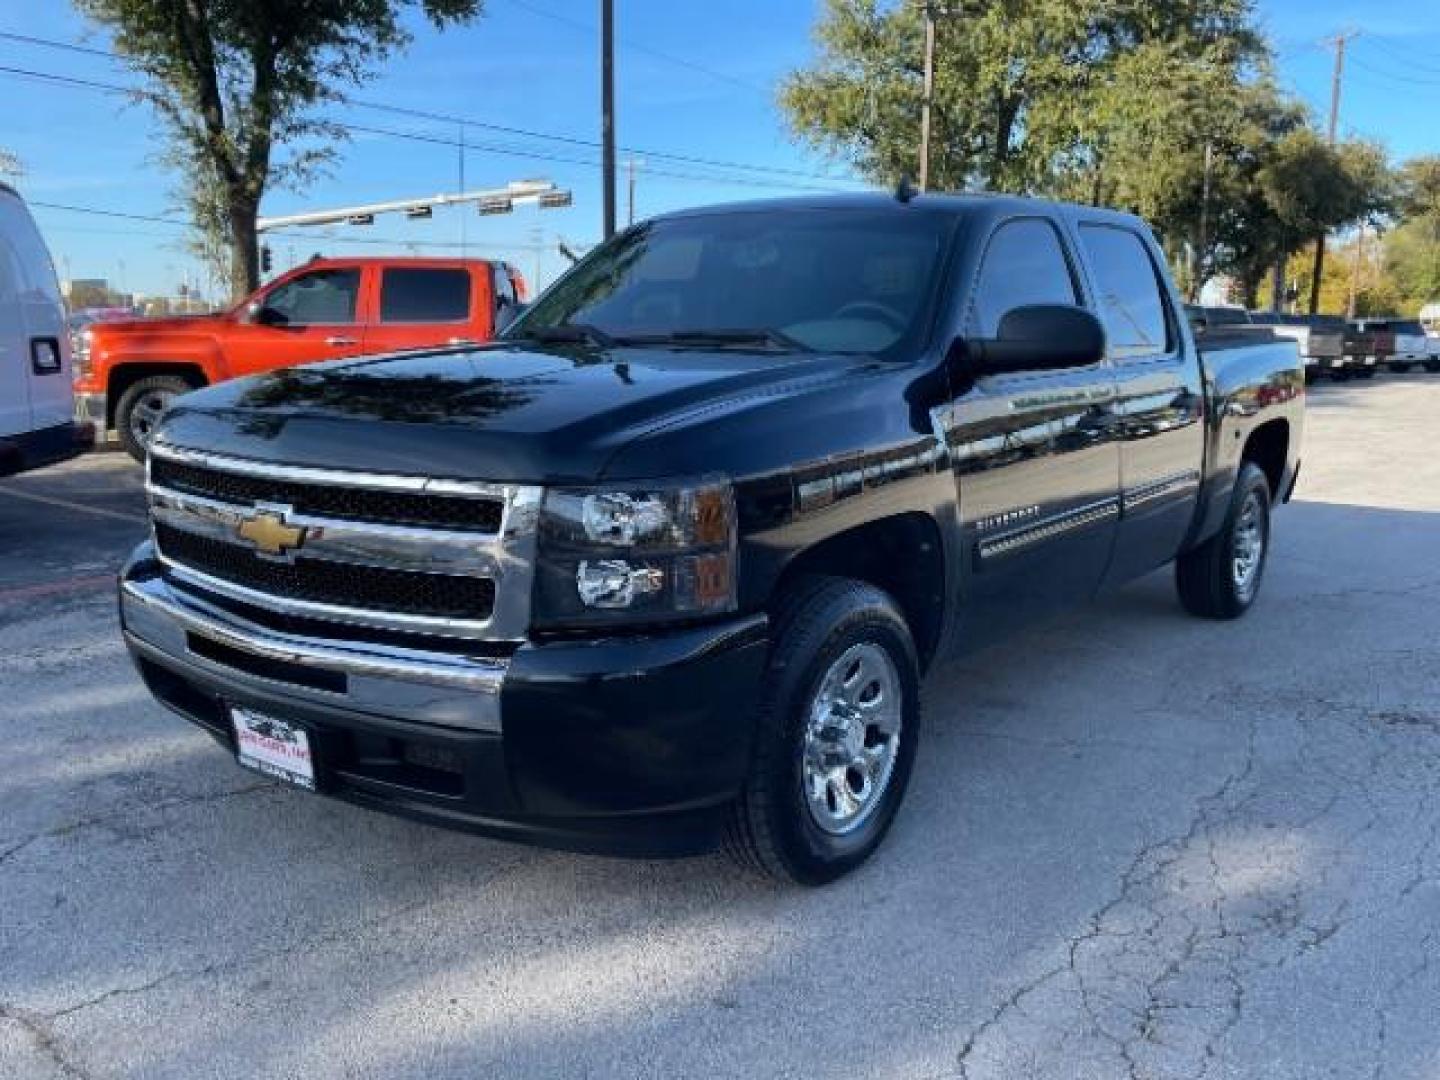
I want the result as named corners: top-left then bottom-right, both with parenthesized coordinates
top-left (509, 209), bottom-right (948, 355)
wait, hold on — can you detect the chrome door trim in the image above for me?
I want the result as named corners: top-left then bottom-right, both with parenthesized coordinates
top-left (977, 496), bottom-right (1121, 562)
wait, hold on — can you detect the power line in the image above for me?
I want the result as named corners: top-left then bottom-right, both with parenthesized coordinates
top-left (1347, 54), bottom-right (1440, 88)
top-left (1359, 35), bottom-right (1440, 76)
top-left (500, 0), bottom-right (772, 96)
top-left (0, 61), bottom-right (851, 194)
top-left (0, 30), bottom-right (858, 187)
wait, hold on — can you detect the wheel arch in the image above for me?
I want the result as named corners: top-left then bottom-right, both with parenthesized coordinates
top-left (767, 512), bottom-right (947, 673)
top-left (1241, 418), bottom-right (1289, 499)
top-left (106, 363), bottom-right (210, 428)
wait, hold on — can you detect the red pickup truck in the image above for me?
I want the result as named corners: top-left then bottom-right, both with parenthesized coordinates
top-left (74, 256), bottom-right (527, 460)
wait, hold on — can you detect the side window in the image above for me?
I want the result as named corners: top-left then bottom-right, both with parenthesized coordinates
top-left (379, 267), bottom-right (471, 324)
top-left (492, 264), bottom-right (517, 314)
top-left (1079, 225), bottom-right (1173, 361)
top-left (262, 268), bottom-right (361, 325)
top-left (972, 219), bottom-right (1078, 337)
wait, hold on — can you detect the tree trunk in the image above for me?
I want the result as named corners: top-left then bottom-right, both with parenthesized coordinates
top-left (1270, 259), bottom-right (1285, 313)
top-left (226, 195), bottom-right (260, 300)
top-left (1308, 233), bottom-right (1326, 315)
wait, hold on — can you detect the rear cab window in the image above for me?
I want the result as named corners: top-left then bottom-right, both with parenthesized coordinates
top-left (1078, 225), bottom-right (1175, 362)
top-left (380, 267), bottom-right (472, 324)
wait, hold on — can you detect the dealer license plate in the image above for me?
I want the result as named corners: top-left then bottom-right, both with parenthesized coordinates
top-left (231, 706), bottom-right (316, 790)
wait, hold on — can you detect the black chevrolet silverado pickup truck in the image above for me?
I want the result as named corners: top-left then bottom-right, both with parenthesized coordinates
top-left (121, 193), bottom-right (1303, 884)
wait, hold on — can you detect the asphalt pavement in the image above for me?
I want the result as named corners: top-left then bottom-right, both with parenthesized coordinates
top-left (3, 376), bottom-right (1439, 1079)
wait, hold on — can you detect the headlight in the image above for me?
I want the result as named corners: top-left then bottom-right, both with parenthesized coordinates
top-left (533, 478), bottom-right (737, 628)
top-left (71, 329), bottom-right (92, 379)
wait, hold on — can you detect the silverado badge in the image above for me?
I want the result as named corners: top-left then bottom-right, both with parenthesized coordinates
top-left (237, 508), bottom-right (307, 558)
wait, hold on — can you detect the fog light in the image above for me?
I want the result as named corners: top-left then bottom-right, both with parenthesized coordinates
top-left (576, 559), bottom-right (665, 609)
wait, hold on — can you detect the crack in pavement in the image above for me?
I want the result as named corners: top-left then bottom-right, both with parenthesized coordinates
top-left (0, 780), bottom-right (277, 864)
top-left (0, 1004), bottom-right (91, 1079)
top-left (952, 689), bottom-right (1440, 1080)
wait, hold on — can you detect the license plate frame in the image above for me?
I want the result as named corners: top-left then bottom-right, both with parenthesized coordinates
top-left (230, 706), bottom-right (316, 790)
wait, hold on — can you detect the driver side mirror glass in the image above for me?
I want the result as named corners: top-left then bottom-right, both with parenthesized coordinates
top-left (957, 304), bottom-right (1106, 378)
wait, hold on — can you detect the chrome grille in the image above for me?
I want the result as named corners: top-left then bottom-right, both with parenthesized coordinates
top-left (150, 456), bottom-right (504, 533)
top-left (154, 523), bottom-right (497, 620)
top-left (146, 442), bottom-right (542, 641)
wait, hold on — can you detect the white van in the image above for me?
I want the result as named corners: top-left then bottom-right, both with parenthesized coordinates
top-left (0, 182), bottom-right (91, 474)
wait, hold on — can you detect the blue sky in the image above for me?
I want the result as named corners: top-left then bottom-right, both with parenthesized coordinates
top-left (3, 0), bottom-right (1438, 299)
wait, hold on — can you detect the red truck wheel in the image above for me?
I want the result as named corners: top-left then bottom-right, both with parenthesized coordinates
top-left (115, 375), bottom-right (194, 463)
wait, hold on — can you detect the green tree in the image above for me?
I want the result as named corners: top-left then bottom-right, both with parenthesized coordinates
top-left (780, 0), bottom-right (1266, 196)
top-left (1385, 156), bottom-right (1440, 312)
top-left (76, 0), bottom-right (486, 299)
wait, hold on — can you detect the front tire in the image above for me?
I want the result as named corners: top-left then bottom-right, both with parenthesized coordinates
top-left (726, 577), bottom-right (921, 885)
top-left (115, 375), bottom-right (193, 463)
top-left (1175, 463), bottom-right (1272, 620)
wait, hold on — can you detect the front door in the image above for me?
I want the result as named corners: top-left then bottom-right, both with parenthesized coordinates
top-left (1076, 223), bottom-right (1206, 585)
top-left (224, 264), bottom-right (369, 379)
top-left (942, 216), bottom-right (1122, 643)
top-left (366, 264), bottom-right (479, 354)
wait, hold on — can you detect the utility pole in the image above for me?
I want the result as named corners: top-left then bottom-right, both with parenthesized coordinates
top-left (601, 0), bottom-right (617, 239)
top-left (919, 2), bottom-right (936, 191)
top-left (1309, 30), bottom-right (1358, 314)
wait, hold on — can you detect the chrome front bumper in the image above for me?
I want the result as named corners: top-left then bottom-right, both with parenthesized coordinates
top-left (120, 559), bottom-right (507, 733)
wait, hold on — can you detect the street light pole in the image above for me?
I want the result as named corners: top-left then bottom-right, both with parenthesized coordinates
top-left (919, 2), bottom-right (935, 191)
top-left (601, 0), bottom-right (617, 240)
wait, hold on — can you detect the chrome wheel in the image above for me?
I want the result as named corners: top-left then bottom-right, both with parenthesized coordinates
top-left (128, 389), bottom-right (176, 446)
top-left (1231, 490), bottom-right (1266, 601)
top-left (802, 641), bottom-right (903, 836)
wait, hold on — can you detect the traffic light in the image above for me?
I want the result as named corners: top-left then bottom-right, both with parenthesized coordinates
top-left (260, 245), bottom-right (273, 275)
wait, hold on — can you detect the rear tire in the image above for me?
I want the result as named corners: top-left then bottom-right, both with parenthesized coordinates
top-left (1175, 463), bottom-right (1272, 620)
top-left (116, 375), bottom-right (193, 463)
top-left (725, 577), bottom-right (920, 885)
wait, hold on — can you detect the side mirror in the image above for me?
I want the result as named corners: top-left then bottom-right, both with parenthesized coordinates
top-left (495, 301), bottom-right (529, 335)
top-left (247, 301), bottom-right (285, 326)
top-left (960, 304), bottom-right (1106, 377)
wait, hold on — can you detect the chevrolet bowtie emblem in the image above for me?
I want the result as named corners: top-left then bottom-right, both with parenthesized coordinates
top-left (237, 509), bottom-right (307, 557)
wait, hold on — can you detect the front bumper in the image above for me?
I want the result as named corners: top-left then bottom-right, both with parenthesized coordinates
top-left (119, 547), bottom-right (769, 857)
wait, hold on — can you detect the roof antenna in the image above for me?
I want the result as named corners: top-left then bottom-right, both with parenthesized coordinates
top-left (895, 174), bottom-right (918, 204)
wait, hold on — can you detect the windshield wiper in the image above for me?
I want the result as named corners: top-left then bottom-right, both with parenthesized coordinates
top-left (618, 328), bottom-right (811, 352)
top-left (516, 322), bottom-right (615, 347)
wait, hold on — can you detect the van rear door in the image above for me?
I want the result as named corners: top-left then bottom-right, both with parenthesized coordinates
top-left (0, 186), bottom-right (71, 436)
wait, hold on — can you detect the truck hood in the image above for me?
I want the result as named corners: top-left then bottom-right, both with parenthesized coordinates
top-left (91, 314), bottom-right (228, 338)
top-left (156, 342), bottom-right (865, 483)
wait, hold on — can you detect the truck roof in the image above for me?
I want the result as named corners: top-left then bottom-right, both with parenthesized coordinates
top-left (291, 255), bottom-right (507, 267)
top-left (654, 191), bottom-right (1150, 230)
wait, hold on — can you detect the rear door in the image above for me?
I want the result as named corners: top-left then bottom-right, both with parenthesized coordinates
top-left (224, 264), bottom-right (368, 378)
top-left (0, 188), bottom-right (70, 436)
top-left (1075, 222), bottom-right (1205, 585)
top-left (368, 264), bottom-right (479, 353)
top-left (944, 216), bottom-right (1121, 639)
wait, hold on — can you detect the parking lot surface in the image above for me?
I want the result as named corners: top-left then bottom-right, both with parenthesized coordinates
top-left (3, 377), bottom-right (1440, 1079)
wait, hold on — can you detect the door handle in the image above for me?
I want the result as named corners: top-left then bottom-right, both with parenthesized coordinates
top-left (324, 336), bottom-right (358, 346)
